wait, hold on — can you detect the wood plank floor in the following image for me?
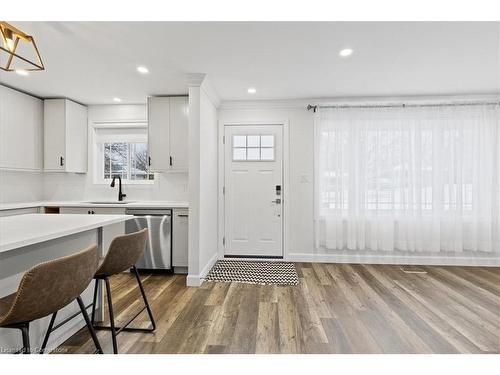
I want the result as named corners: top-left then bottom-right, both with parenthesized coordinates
top-left (57, 263), bottom-right (500, 354)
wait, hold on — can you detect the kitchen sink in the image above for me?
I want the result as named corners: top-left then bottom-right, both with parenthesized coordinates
top-left (85, 201), bottom-right (136, 205)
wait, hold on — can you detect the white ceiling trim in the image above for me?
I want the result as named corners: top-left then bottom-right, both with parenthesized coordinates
top-left (220, 94), bottom-right (500, 110)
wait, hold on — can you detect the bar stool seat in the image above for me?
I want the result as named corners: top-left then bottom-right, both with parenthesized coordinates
top-left (0, 245), bottom-right (103, 354)
top-left (0, 293), bottom-right (17, 318)
top-left (89, 228), bottom-right (156, 354)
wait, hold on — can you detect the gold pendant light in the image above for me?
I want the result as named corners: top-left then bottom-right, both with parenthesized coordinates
top-left (0, 21), bottom-right (44, 72)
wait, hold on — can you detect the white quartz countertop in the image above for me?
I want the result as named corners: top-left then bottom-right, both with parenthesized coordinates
top-left (0, 200), bottom-right (189, 211)
top-left (0, 214), bottom-right (132, 253)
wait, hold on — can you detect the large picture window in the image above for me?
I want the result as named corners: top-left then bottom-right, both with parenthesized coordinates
top-left (315, 104), bottom-right (499, 253)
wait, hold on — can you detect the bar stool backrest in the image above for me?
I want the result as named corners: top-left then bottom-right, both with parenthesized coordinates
top-left (95, 229), bottom-right (148, 277)
top-left (0, 245), bottom-right (99, 326)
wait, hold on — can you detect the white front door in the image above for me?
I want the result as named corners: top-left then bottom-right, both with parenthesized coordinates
top-left (224, 124), bottom-right (283, 257)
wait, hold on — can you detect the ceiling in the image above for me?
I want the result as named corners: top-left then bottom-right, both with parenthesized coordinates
top-left (1, 22), bottom-right (499, 105)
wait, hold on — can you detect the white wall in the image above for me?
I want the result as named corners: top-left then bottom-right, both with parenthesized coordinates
top-left (43, 104), bottom-right (189, 202)
top-left (0, 170), bottom-right (44, 203)
top-left (187, 77), bottom-right (220, 286)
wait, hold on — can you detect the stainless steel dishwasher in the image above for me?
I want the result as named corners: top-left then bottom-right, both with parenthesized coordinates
top-left (125, 208), bottom-right (172, 271)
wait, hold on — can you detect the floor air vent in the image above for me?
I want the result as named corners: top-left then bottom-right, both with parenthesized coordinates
top-left (400, 266), bottom-right (428, 274)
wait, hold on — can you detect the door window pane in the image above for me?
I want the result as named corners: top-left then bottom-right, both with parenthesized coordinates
top-left (247, 135), bottom-right (260, 147)
top-left (231, 134), bottom-right (276, 161)
top-left (233, 135), bottom-right (247, 147)
top-left (261, 147), bottom-right (275, 160)
top-left (233, 147), bottom-right (247, 161)
top-left (247, 148), bottom-right (260, 160)
top-left (261, 135), bottom-right (274, 147)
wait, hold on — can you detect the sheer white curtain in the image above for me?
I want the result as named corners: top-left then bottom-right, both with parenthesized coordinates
top-left (314, 104), bottom-right (499, 253)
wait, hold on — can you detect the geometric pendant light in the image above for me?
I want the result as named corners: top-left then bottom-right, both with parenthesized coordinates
top-left (0, 21), bottom-right (44, 72)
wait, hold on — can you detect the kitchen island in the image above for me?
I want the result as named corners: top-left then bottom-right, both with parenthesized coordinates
top-left (0, 214), bottom-right (131, 354)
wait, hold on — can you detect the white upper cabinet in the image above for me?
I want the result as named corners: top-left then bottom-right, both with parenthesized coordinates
top-left (169, 97), bottom-right (189, 171)
top-left (147, 96), bottom-right (188, 173)
top-left (0, 85), bottom-right (43, 171)
top-left (148, 97), bottom-right (171, 172)
top-left (44, 99), bottom-right (88, 173)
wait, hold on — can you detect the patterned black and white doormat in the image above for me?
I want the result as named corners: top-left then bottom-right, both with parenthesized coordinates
top-left (205, 259), bottom-right (298, 286)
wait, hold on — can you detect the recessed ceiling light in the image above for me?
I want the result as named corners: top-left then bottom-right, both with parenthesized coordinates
top-left (247, 87), bottom-right (256, 94)
top-left (137, 66), bottom-right (149, 74)
top-left (113, 97), bottom-right (122, 102)
top-left (15, 69), bottom-right (29, 76)
top-left (339, 48), bottom-right (354, 57)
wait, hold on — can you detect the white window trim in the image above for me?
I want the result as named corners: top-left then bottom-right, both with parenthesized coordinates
top-left (91, 121), bottom-right (155, 185)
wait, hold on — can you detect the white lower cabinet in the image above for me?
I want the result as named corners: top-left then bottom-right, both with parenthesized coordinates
top-left (0, 207), bottom-right (40, 217)
top-left (58, 207), bottom-right (126, 252)
top-left (172, 208), bottom-right (189, 272)
top-left (59, 207), bottom-right (126, 215)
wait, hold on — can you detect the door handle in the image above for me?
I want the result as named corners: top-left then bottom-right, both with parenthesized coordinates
top-left (271, 199), bottom-right (281, 204)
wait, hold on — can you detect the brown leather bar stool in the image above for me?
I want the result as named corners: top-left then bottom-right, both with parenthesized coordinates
top-left (0, 245), bottom-right (103, 354)
top-left (90, 228), bottom-right (156, 354)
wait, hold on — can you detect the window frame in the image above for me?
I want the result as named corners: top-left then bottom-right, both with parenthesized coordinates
top-left (231, 134), bottom-right (276, 162)
top-left (92, 122), bottom-right (155, 185)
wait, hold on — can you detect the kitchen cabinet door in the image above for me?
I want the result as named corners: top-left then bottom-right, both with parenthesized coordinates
top-left (44, 99), bottom-right (87, 173)
top-left (169, 97), bottom-right (189, 171)
top-left (0, 207), bottom-right (39, 217)
top-left (147, 97), bottom-right (171, 172)
top-left (65, 100), bottom-right (88, 173)
top-left (172, 208), bottom-right (188, 270)
top-left (44, 99), bottom-right (66, 171)
top-left (0, 85), bottom-right (43, 171)
top-left (59, 207), bottom-right (125, 215)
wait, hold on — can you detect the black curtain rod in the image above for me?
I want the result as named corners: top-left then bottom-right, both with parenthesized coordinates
top-left (307, 101), bottom-right (500, 112)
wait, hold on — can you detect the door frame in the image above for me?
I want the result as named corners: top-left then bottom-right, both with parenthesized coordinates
top-left (217, 119), bottom-right (290, 261)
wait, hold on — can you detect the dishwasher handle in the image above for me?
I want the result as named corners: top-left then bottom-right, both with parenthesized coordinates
top-left (125, 209), bottom-right (172, 216)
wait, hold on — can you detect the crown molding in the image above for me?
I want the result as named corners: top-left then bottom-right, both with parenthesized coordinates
top-left (200, 77), bottom-right (221, 109)
top-left (187, 73), bottom-right (206, 87)
top-left (220, 93), bottom-right (500, 110)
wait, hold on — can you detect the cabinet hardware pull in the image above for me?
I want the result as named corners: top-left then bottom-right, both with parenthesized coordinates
top-left (60, 156), bottom-right (64, 166)
top-left (148, 156), bottom-right (151, 166)
top-left (177, 214), bottom-right (189, 217)
top-left (169, 156), bottom-right (173, 166)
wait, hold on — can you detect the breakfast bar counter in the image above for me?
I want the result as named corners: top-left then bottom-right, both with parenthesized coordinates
top-left (0, 214), bottom-right (131, 353)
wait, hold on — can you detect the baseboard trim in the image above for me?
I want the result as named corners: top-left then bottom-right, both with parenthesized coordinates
top-left (186, 252), bottom-right (219, 287)
top-left (287, 252), bottom-right (500, 267)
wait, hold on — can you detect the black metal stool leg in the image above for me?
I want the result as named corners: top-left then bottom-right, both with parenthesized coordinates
top-left (91, 279), bottom-right (99, 325)
top-left (76, 296), bottom-right (103, 354)
top-left (20, 323), bottom-right (30, 354)
top-left (104, 277), bottom-right (118, 354)
top-left (40, 312), bottom-right (57, 354)
top-left (132, 266), bottom-right (156, 330)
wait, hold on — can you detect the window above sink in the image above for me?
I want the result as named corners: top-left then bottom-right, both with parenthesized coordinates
top-left (92, 123), bottom-right (155, 185)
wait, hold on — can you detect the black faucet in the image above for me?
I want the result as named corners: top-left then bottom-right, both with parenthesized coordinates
top-left (110, 175), bottom-right (127, 201)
